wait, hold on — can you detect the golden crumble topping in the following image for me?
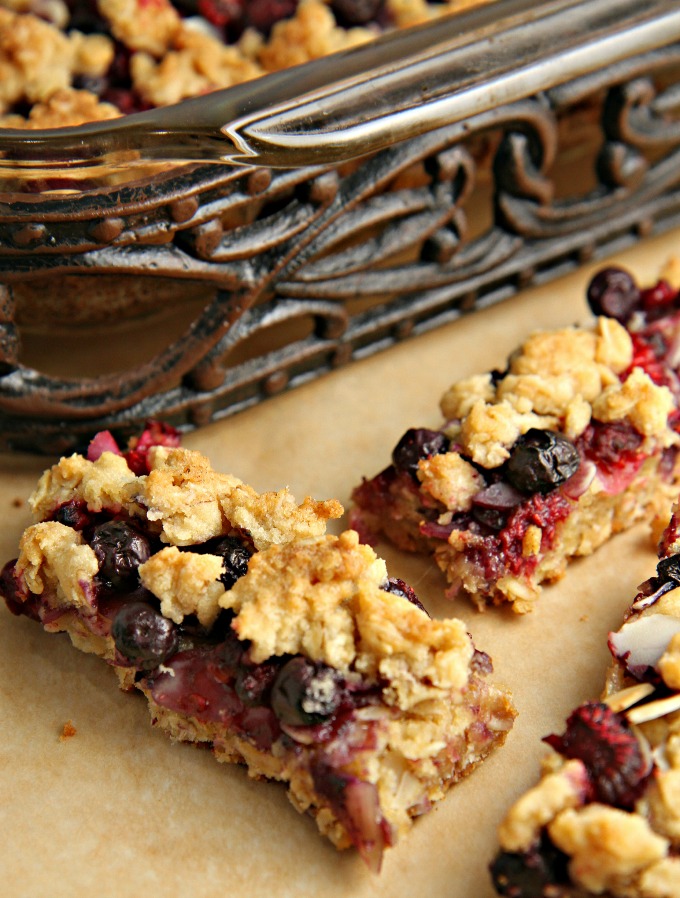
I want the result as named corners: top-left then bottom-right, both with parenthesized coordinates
top-left (18, 521), bottom-right (99, 612)
top-left (257, 0), bottom-right (373, 71)
top-left (0, 7), bottom-right (113, 114)
top-left (497, 759), bottom-right (589, 853)
top-left (0, 86), bottom-right (120, 128)
top-left (444, 317), bottom-right (645, 468)
top-left (130, 27), bottom-right (263, 107)
top-left (220, 530), bottom-right (475, 707)
top-left (139, 546), bottom-right (225, 627)
top-left (98, 0), bottom-right (182, 56)
top-left (548, 805), bottom-right (669, 894)
top-left (417, 452), bottom-right (483, 511)
top-left (29, 446), bottom-right (342, 549)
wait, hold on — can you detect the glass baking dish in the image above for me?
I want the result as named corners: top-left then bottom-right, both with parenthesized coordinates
top-left (1, 0), bottom-right (680, 453)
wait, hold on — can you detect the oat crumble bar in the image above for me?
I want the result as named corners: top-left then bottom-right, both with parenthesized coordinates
top-left (490, 499), bottom-right (680, 898)
top-left (0, 423), bottom-right (515, 870)
top-left (0, 0), bottom-right (493, 128)
top-left (350, 263), bottom-right (680, 613)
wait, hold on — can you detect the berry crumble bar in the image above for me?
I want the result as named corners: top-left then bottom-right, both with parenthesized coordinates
top-left (0, 424), bottom-right (515, 870)
top-left (350, 262), bottom-right (680, 613)
top-left (0, 0), bottom-right (491, 128)
top-left (489, 500), bottom-right (680, 898)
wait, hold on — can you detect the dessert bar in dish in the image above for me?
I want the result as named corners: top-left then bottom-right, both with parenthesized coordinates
top-left (351, 262), bottom-right (680, 613)
top-left (490, 500), bottom-right (680, 898)
top-left (0, 424), bottom-right (515, 870)
top-left (0, 0), bottom-right (490, 128)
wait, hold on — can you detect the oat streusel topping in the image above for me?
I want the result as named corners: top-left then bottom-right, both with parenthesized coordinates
top-left (440, 316), bottom-right (656, 469)
top-left (29, 446), bottom-right (342, 549)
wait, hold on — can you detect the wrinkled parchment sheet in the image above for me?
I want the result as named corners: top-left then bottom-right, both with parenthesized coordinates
top-left (2, 230), bottom-right (679, 898)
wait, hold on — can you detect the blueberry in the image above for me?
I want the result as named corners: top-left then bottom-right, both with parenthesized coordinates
top-left (471, 506), bottom-right (510, 531)
top-left (216, 626), bottom-right (245, 669)
top-left (471, 481), bottom-right (524, 530)
top-left (586, 267), bottom-right (640, 323)
top-left (111, 602), bottom-right (178, 666)
top-left (392, 428), bottom-right (449, 478)
top-left (67, 0), bottom-right (108, 33)
top-left (490, 836), bottom-right (570, 897)
top-left (235, 659), bottom-right (280, 706)
top-left (505, 430), bottom-right (580, 495)
top-left (270, 657), bottom-right (342, 726)
top-left (89, 520), bottom-right (151, 590)
top-left (52, 500), bottom-right (93, 531)
top-left (209, 536), bottom-right (254, 589)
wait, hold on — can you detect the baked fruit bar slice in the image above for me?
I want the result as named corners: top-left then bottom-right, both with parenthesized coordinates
top-left (351, 264), bottom-right (680, 613)
top-left (489, 502), bottom-right (680, 898)
top-left (0, 430), bottom-right (516, 870)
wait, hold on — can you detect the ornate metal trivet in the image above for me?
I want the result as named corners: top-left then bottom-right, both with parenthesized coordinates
top-left (1, 2), bottom-right (680, 453)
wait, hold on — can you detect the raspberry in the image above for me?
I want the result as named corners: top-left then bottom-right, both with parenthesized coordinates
top-left (627, 332), bottom-right (674, 389)
top-left (246, 0), bottom-right (297, 33)
top-left (124, 420), bottom-right (181, 474)
top-left (543, 702), bottom-right (652, 809)
top-left (87, 421), bottom-right (181, 474)
top-left (640, 279), bottom-right (678, 319)
top-left (197, 0), bottom-right (243, 27)
top-left (577, 420), bottom-right (643, 473)
top-left (197, 0), bottom-right (296, 35)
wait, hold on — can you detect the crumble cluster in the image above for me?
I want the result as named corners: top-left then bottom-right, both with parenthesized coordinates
top-left (440, 316), bottom-right (674, 471)
top-left (20, 445), bottom-right (342, 621)
top-left (219, 530), bottom-right (475, 707)
top-left (29, 445), bottom-right (342, 547)
top-left (0, 0), bottom-right (491, 127)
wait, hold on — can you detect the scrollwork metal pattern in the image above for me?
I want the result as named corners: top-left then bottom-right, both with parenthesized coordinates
top-left (2, 43), bottom-right (680, 453)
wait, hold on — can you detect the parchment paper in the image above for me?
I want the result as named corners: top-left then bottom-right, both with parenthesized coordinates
top-left (2, 230), bottom-right (680, 898)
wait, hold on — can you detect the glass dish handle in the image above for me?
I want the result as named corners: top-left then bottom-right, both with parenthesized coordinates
top-left (0, 0), bottom-right (678, 176)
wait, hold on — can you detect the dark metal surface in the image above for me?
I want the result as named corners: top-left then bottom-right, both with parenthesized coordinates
top-left (1, 22), bottom-right (680, 453)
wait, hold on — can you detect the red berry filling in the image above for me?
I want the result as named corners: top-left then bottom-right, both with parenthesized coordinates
top-left (543, 702), bottom-right (652, 810)
top-left (87, 420), bottom-right (181, 475)
top-left (575, 420), bottom-right (647, 494)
